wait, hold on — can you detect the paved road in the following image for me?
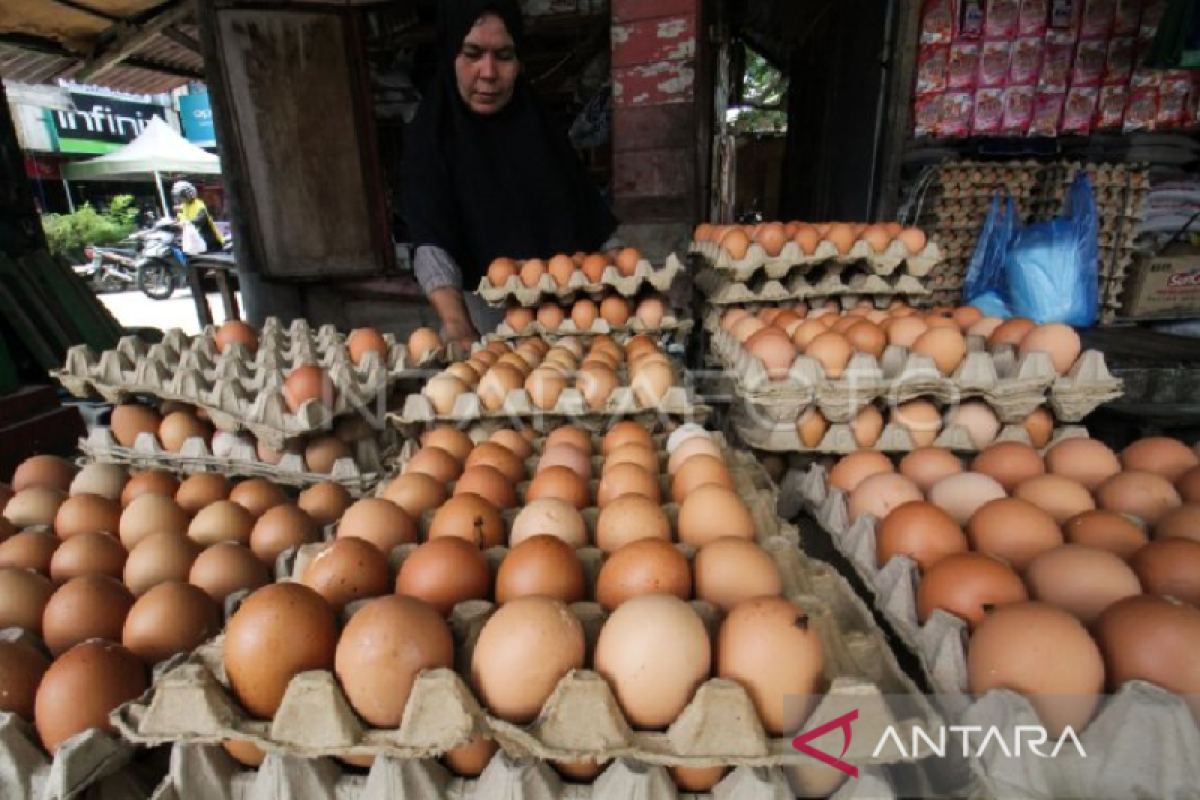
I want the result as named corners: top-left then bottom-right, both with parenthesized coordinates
top-left (99, 288), bottom-right (242, 336)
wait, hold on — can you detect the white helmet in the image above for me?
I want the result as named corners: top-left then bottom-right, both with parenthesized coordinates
top-left (171, 180), bottom-right (197, 202)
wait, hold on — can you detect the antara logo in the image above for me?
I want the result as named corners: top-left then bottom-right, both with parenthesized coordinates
top-left (791, 710), bottom-right (859, 778)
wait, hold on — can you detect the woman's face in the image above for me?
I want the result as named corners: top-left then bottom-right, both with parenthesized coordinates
top-left (455, 12), bottom-right (519, 115)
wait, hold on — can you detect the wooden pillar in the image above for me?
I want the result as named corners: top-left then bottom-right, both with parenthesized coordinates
top-left (611, 0), bottom-right (710, 257)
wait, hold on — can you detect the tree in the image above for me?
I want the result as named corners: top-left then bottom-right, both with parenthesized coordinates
top-left (728, 44), bottom-right (788, 135)
top-left (41, 195), bottom-right (139, 263)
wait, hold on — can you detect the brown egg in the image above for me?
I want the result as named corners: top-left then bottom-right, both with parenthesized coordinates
top-left (124, 531), bottom-right (201, 596)
top-left (42, 575), bottom-right (135, 656)
top-left (118, 494), bottom-right (190, 550)
top-left (667, 436), bottom-right (722, 476)
top-left (790, 319), bottom-right (828, 351)
top-left (912, 327), bottom-right (967, 376)
top-left (223, 583), bottom-right (337, 718)
top-left (546, 426), bottom-right (594, 455)
top-left (0, 530), bottom-right (60, 574)
top-left (454, 466), bottom-right (517, 510)
top-left (487, 257), bottom-right (517, 286)
top-left (1061, 510), bottom-right (1148, 561)
top-left (987, 318), bottom-right (1036, 350)
top-left (745, 328), bottom-right (797, 381)
top-left (526, 466), bottom-right (590, 511)
top-left (1130, 538), bottom-right (1200, 605)
top-left (158, 412), bottom-right (212, 453)
top-left (443, 736), bottom-right (499, 777)
top-left (848, 473), bottom-right (923, 524)
top-left (1121, 437), bottom-right (1200, 482)
top-left (1019, 324), bottom-right (1081, 375)
top-left (613, 246), bottom-right (641, 276)
top-left (464, 446), bottom-right (525, 489)
top-left (1094, 471), bottom-right (1181, 526)
top-left (605, 444), bottom-right (659, 478)
top-left (510, 499), bottom-right (585, 550)
top-left (68, 464), bottom-right (128, 501)
top-left (407, 328), bottom-right (443, 362)
top-left (423, 428), bottom-right (475, 463)
top-left (676, 486), bottom-right (755, 549)
top-left (282, 365), bottom-right (337, 414)
top-left (595, 495), bottom-right (671, 552)
top-left (423, 374), bottom-right (467, 415)
top-left (490, 429), bottom-right (534, 459)
top-left (1024, 545), bottom-right (1142, 624)
top-left (49, 531), bottom-right (127, 584)
top-left (1093, 595), bottom-right (1200, 721)
top-left (876, 501), bottom-right (968, 570)
top-left (229, 479), bottom-right (288, 518)
top-left (383, 472), bottom-right (447, 520)
top-left (594, 594), bottom-right (710, 729)
top-left (892, 400), bottom-right (943, 447)
top-left (547, 254), bottom-right (576, 286)
top-left (429, 493), bottom-right (505, 548)
top-left (395, 537), bottom-right (491, 614)
top-left (805, 332), bottom-right (853, 379)
top-left (967, 316), bottom-right (1005, 339)
top-left (533, 446), bottom-right (590, 486)
top-left (214, 320), bottom-right (258, 353)
top-left (829, 451), bottom-right (894, 493)
top-left (824, 223), bottom-right (856, 254)
top-left (173, 474), bottom-right (231, 515)
top-left (967, 497), bottom-right (1062, 572)
top-left (721, 228), bottom-right (751, 260)
top-left (250, 504), bottom-right (320, 565)
top-left (122, 581), bottom-right (222, 664)
top-left (110, 404), bottom-right (163, 448)
top-left (600, 422), bottom-right (651, 457)
top-left (304, 436), bottom-right (352, 474)
top-left (1023, 408), bottom-right (1055, 449)
top-left (336, 498), bottom-right (416, 555)
top-left (594, 539), bottom-right (691, 611)
top-left (477, 365), bottom-right (524, 412)
top-left (471, 596), bottom-right (586, 723)
top-left (518, 258), bottom-right (546, 287)
top-left (1043, 438), bottom-right (1121, 491)
top-left (53, 494), bottom-right (122, 540)
top-left (120, 471), bottom-right (179, 506)
top-left (336, 595), bottom-right (454, 727)
top-left (0, 567), bottom-right (55, 633)
top-left (12, 455), bottom-right (77, 493)
top-left (671, 455), bottom-right (733, 504)
top-left (1011, 474), bottom-right (1095, 525)
top-left (188, 500), bottom-right (255, 547)
top-left (717, 596), bottom-right (824, 736)
top-left (188, 542), bottom-right (271, 602)
top-left (1177, 466), bottom-right (1200, 503)
top-left (4, 487), bottom-right (66, 528)
top-left (927, 472), bottom-right (1005, 526)
top-left (597, 463), bottom-right (660, 507)
top-left (967, 602), bottom-right (1103, 736)
top-left (296, 481), bottom-right (352, 528)
top-left (947, 402), bottom-right (1001, 449)
top-left (346, 328), bottom-right (389, 366)
top-left (0, 640), bottom-right (49, 721)
top-left (579, 253), bottom-right (609, 281)
top-left (222, 740), bottom-right (267, 767)
top-left (896, 447), bottom-right (962, 493)
top-left (693, 538), bottom-right (782, 611)
top-left (916, 552), bottom-right (1028, 629)
top-left (971, 442), bottom-right (1045, 493)
top-left (495, 535), bottom-right (585, 604)
top-left (34, 641), bottom-right (147, 754)
top-left (897, 227), bottom-right (927, 254)
top-left (886, 316), bottom-right (928, 348)
top-left (1156, 504), bottom-right (1200, 543)
top-left (298, 537), bottom-right (390, 610)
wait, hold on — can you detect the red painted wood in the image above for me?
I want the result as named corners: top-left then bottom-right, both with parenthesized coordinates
top-left (613, 63), bottom-right (696, 106)
top-left (612, 104), bottom-right (695, 152)
top-left (613, 148), bottom-right (694, 199)
top-left (611, 16), bottom-right (696, 68)
top-left (612, 0), bottom-right (698, 23)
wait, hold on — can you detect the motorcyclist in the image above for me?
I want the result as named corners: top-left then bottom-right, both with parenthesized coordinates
top-left (171, 181), bottom-right (224, 252)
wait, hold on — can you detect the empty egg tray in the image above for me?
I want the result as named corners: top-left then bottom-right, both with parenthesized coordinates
top-left (696, 268), bottom-right (930, 307)
top-left (688, 237), bottom-right (943, 281)
top-left (477, 256), bottom-right (685, 307)
top-left (78, 427), bottom-right (393, 496)
top-left (785, 463), bottom-right (1200, 800)
top-left (710, 329), bottom-right (1123, 425)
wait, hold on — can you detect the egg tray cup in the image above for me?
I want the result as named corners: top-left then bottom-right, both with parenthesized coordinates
top-left (786, 464), bottom-right (1200, 800)
top-left (77, 427), bottom-right (394, 497)
top-left (0, 629), bottom-right (166, 800)
top-left (711, 329), bottom-right (1123, 425)
top-left (476, 256), bottom-right (685, 308)
top-left (54, 336), bottom-right (434, 453)
top-left (152, 742), bottom-right (905, 800)
top-left (486, 317), bottom-right (694, 346)
top-left (687, 238), bottom-right (944, 281)
top-left (696, 268), bottom-right (930, 307)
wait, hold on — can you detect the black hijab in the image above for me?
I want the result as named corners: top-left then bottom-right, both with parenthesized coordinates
top-left (400, 0), bottom-right (618, 288)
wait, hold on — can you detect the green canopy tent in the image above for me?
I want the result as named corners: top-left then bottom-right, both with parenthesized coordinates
top-left (61, 116), bottom-right (221, 216)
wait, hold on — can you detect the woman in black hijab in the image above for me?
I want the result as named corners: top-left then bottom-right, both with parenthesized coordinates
top-left (401, 0), bottom-right (619, 352)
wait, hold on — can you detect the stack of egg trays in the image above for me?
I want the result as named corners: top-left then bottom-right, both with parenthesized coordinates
top-left (0, 629), bottom-right (168, 800)
top-left (696, 266), bottom-right (930, 306)
top-left (708, 327), bottom-right (1124, 425)
top-left (52, 318), bottom-right (442, 450)
top-left (112, 431), bottom-right (945, 790)
top-left (485, 317), bottom-right (694, 347)
top-left (783, 461), bottom-right (1200, 800)
top-left (476, 255), bottom-right (684, 308)
top-left (151, 742), bottom-right (910, 800)
top-left (77, 426), bottom-right (394, 497)
top-left (390, 365), bottom-right (710, 431)
top-left (687, 237), bottom-right (943, 279)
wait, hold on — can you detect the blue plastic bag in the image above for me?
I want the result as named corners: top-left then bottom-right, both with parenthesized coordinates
top-left (964, 173), bottom-right (1099, 327)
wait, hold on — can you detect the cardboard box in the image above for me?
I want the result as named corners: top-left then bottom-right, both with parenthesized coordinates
top-left (1121, 246), bottom-right (1200, 320)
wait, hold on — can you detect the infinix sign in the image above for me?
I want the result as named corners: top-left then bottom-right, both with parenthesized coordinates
top-left (49, 92), bottom-right (168, 154)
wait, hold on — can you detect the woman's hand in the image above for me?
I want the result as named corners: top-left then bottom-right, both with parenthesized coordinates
top-left (429, 287), bottom-right (480, 358)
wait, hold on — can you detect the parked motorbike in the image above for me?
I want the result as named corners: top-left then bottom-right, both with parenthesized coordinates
top-left (134, 219), bottom-right (237, 301)
top-left (73, 245), bottom-right (138, 292)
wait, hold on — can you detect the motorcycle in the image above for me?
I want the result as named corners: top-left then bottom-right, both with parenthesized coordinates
top-left (134, 218), bottom-right (238, 301)
top-left (73, 245), bottom-right (138, 292)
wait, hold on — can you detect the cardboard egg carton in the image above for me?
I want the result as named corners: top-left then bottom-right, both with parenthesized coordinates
top-left (697, 269), bottom-right (929, 306)
top-left (710, 329), bottom-right (1122, 424)
top-left (784, 464), bottom-right (1200, 800)
top-left (152, 743), bottom-right (905, 800)
top-left (78, 427), bottom-right (393, 496)
top-left (477, 256), bottom-right (684, 307)
top-left (486, 317), bottom-right (693, 346)
top-left (687, 237), bottom-right (943, 281)
top-left (0, 629), bottom-right (166, 800)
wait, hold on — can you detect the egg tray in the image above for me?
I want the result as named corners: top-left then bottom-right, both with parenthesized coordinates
top-left (485, 317), bottom-right (694, 346)
top-left (77, 427), bottom-right (393, 497)
top-left (54, 340), bottom-right (429, 453)
top-left (0, 629), bottom-right (165, 800)
top-left (696, 268), bottom-right (930, 307)
top-left (785, 464), bottom-right (1200, 800)
top-left (151, 743), bottom-right (905, 800)
top-left (686, 238), bottom-right (943, 281)
top-left (711, 329), bottom-right (1123, 425)
top-left (476, 256), bottom-right (685, 308)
